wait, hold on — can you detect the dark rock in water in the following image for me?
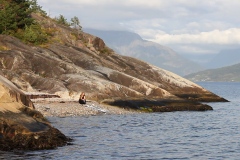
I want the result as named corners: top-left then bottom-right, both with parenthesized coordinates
top-left (0, 75), bottom-right (70, 151)
top-left (0, 121), bottom-right (70, 151)
top-left (151, 101), bottom-right (213, 112)
top-left (174, 93), bottom-right (229, 102)
top-left (102, 97), bottom-right (213, 112)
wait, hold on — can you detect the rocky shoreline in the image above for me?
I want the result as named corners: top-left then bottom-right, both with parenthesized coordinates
top-left (0, 81), bottom-right (217, 152)
top-left (33, 98), bottom-right (139, 117)
top-left (32, 96), bottom-right (215, 118)
top-left (0, 76), bottom-right (72, 151)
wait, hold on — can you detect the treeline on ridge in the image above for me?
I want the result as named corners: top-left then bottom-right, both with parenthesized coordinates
top-left (0, 0), bottom-right (82, 45)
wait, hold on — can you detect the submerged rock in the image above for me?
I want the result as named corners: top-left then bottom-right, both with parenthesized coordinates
top-left (0, 75), bottom-right (70, 151)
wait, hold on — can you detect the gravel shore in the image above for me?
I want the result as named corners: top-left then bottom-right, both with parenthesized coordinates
top-left (33, 98), bottom-right (138, 117)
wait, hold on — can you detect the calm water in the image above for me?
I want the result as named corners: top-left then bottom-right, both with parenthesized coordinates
top-left (1, 82), bottom-right (240, 160)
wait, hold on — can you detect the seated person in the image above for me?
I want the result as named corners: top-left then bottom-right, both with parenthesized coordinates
top-left (79, 92), bottom-right (86, 104)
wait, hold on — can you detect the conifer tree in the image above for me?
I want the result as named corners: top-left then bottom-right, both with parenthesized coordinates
top-left (0, 0), bottom-right (48, 44)
top-left (0, 0), bottom-right (17, 34)
top-left (70, 16), bottom-right (82, 31)
top-left (55, 14), bottom-right (69, 26)
top-left (13, 0), bottom-right (34, 29)
top-left (0, 0), bottom-right (34, 34)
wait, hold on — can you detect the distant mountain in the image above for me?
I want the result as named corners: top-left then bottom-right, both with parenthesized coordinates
top-left (181, 53), bottom-right (217, 66)
top-left (184, 63), bottom-right (240, 82)
top-left (84, 29), bottom-right (204, 76)
top-left (204, 48), bottom-right (240, 69)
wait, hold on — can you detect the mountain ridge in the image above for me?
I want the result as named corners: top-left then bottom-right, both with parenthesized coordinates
top-left (185, 62), bottom-right (240, 82)
top-left (84, 28), bottom-right (204, 76)
top-left (205, 48), bottom-right (240, 69)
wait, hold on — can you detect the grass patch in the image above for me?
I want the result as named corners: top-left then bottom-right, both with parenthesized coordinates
top-left (0, 46), bottom-right (10, 51)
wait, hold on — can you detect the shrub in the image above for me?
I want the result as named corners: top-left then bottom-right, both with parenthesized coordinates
top-left (22, 24), bottom-right (48, 44)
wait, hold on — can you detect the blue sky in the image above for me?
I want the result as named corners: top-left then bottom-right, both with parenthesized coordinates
top-left (37, 0), bottom-right (240, 55)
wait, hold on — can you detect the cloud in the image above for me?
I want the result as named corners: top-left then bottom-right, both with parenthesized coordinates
top-left (146, 28), bottom-right (240, 45)
top-left (37, 0), bottom-right (240, 55)
top-left (140, 28), bottom-right (240, 55)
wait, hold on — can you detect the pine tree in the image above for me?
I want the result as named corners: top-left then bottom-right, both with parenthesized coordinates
top-left (0, 0), bottom-right (48, 44)
top-left (28, 0), bottom-right (46, 15)
top-left (12, 0), bottom-right (34, 29)
top-left (0, 0), bottom-right (17, 34)
top-left (55, 14), bottom-right (69, 26)
top-left (70, 16), bottom-right (82, 31)
top-left (0, 0), bottom-right (34, 34)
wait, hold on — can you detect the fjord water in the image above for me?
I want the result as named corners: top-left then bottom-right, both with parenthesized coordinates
top-left (1, 82), bottom-right (240, 160)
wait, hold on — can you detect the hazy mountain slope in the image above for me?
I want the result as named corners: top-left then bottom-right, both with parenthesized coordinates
top-left (181, 53), bottom-right (217, 66)
top-left (185, 63), bottom-right (240, 82)
top-left (204, 48), bottom-right (240, 69)
top-left (84, 29), bottom-right (204, 76)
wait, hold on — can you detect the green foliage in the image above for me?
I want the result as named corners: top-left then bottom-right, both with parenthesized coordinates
top-left (11, 0), bottom-right (34, 29)
top-left (0, 0), bottom-right (82, 45)
top-left (22, 24), bottom-right (48, 44)
top-left (0, 0), bottom-right (48, 44)
top-left (0, 0), bottom-right (33, 30)
top-left (70, 16), bottom-right (82, 31)
top-left (55, 14), bottom-right (69, 26)
top-left (28, 0), bottom-right (47, 16)
top-left (0, 0), bottom-right (33, 33)
top-left (29, 0), bottom-right (45, 14)
top-left (0, 0), bottom-right (18, 34)
top-left (100, 47), bottom-right (114, 55)
top-left (139, 106), bottom-right (153, 112)
top-left (0, 45), bottom-right (10, 51)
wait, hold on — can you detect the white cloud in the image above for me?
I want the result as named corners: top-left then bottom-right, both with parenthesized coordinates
top-left (37, 0), bottom-right (240, 55)
top-left (138, 28), bottom-right (240, 55)
top-left (147, 28), bottom-right (240, 45)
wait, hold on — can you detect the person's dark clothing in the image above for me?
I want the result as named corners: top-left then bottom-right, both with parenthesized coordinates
top-left (79, 99), bottom-right (86, 104)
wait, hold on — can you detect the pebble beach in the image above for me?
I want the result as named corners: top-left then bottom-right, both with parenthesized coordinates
top-left (33, 98), bottom-right (138, 117)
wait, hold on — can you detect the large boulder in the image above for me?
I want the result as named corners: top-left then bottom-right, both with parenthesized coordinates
top-left (0, 75), bottom-right (70, 151)
top-left (0, 35), bottom-right (227, 102)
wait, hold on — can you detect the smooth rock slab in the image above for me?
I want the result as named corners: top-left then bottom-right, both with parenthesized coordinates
top-left (0, 75), bottom-right (70, 151)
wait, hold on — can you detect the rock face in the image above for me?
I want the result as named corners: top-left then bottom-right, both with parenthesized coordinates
top-left (0, 14), bottom-right (227, 111)
top-left (0, 75), bottom-right (69, 151)
top-left (0, 34), bottom-right (227, 102)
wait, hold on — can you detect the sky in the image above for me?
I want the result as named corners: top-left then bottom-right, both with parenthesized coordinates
top-left (37, 0), bottom-right (240, 56)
